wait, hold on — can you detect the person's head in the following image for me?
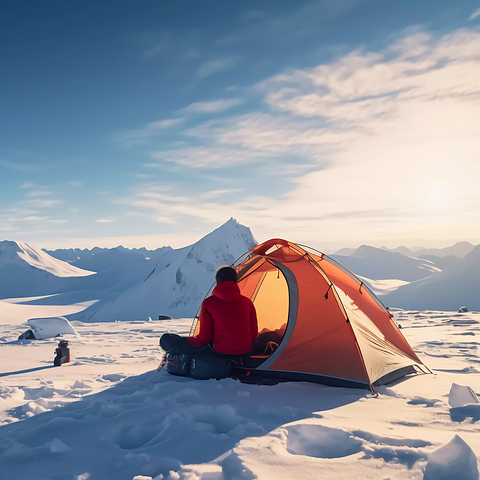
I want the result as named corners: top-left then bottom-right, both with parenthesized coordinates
top-left (215, 266), bottom-right (237, 284)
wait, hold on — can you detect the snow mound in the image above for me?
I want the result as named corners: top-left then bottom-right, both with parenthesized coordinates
top-left (286, 424), bottom-right (363, 458)
top-left (424, 435), bottom-right (479, 480)
top-left (26, 317), bottom-right (78, 340)
top-left (449, 383), bottom-right (480, 409)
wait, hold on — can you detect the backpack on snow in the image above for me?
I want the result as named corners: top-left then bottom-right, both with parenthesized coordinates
top-left (165, 352), bottom-right (192, 376)
top-left (189, 351), bottom-right (231, 380)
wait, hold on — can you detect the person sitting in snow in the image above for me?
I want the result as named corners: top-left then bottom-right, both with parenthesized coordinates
top-left (160, 266), bottom-right (258, 373)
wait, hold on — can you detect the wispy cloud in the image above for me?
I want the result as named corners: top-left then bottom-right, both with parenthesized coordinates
top-left (129, 26), bottom-right (480, 247)
top-left (17, 196), bottom-right (63, 209)
top-left (197, 57), bottom-right (238, 78)
top-left (96, 218), bottom-right (114, 223)
top-left (143, 32), bottom-right (175, 58)
top-left (28, 190), bottom-right (52, 197)
top-left (69, 181), bottom-right (83, 187)
top-left (21, 216), bottom-right (49, 222)
top-left (219, 0), bottom-right (357, 46)
top-left (0, 160), bottom-right (41, 173)
top-left (258, 29), bottom-right (480, 128)
top-left (118, 100), bottom-right (243, 148)
top-left (470, 8), bottom-right (480, 20)
top-left (117, 118), bottom-right (185, 147)
top-left (200, 189), bottom-right (243, 200)
top-left (181, 98), bottom-right (243, 114)
top-left (148, 146), bottom-right (274, 169)
top-left (0, 204), bottom-right (69, 239)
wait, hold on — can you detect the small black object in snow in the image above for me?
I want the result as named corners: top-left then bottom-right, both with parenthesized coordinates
top-left (18, 329), bottom-right (36, 340)
top-left (54, 340), bottom-right (70, 366)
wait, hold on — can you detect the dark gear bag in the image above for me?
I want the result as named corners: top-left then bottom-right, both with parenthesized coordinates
top-left (165, 352), bottom-right (192, 376)
top-left (189, 352), bottom-right (231, 380)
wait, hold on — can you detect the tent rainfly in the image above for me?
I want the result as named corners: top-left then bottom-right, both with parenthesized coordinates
top-left (191, 238), bottom-right (430, 391)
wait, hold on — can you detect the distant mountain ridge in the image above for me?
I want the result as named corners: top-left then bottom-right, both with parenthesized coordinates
top-left (2, 227), bottom-right (479, 318)
top-left (44, 245), bottom-right (172, 295)
top-left (385, 244), bottom-right (480, 311)
top-left (336, 241), bottom-right (476, 260)
top-left (407, 242), bottom-right (475, 259)
top-left (331, 245), bottom-right (441, 282)
top-left (45, 245), bottom-right (171, 266)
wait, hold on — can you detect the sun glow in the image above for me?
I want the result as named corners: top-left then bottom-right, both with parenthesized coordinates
top-left (422, 180), bottom-right (453, 213)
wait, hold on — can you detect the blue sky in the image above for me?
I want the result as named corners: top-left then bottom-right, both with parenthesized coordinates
top-left (1, 0), bottom-right (480, 250)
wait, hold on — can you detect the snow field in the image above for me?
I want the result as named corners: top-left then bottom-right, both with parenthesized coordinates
top-left (0, 305), bottom-right (479, 479)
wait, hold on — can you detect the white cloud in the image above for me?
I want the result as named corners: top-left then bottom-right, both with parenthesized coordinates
top-left (20, 216), bottom-right (49, 222)
top-left (26, 199), bottom-right (62, 208)
top-left (129, 26), bottom-right (480, 248)
top-left (197, 57), bottom-right (238, 78)
top-left (470, 8), bottom-right (480, 20)
top-left (148, 119), bottom-right (185, 129)
top-left (0, 160), bottom-right (41, 173)
top-left (0, 202), bottom-right (68, 240)
top-left (258, 29), bottom-right (480, 130)
top-left (118, 118), bottom-right (185, 146)
top-left (28, 190), bottom-right (52, 197)
top-left (184, 112), bottom-right (344, 156)
top-left (96, 219), bottom-right (114, 223)
top-left (148, 146), bottom-right (274, 169)
top-left (200, 189), bottom-right (243, 200)
top-left (181, 99), bottom-right (243, 114)
top-left (69, 181), bottom-right (83, 187)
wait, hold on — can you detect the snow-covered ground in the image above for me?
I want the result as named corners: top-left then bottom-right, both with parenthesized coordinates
top-left (1, 298), bottom-right (479, 480)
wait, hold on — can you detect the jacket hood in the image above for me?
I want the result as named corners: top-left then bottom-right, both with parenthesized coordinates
top-left (212, 281), bottom-right (241, 302)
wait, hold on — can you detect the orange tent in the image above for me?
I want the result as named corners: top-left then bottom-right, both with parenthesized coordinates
top-left (191, 239), bottom-right (430, 391)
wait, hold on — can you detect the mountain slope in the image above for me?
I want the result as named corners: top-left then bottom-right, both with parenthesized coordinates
top-left (0, 241), bottom-right (94, 299)
top-left (385, 244), bottom-right (480, 311)
top-left (87, 218), bottom-right (257, 321)
top-left (45, 246), bottom-right (172, 295)
top-left (331, 245), bottom-right (441, 282)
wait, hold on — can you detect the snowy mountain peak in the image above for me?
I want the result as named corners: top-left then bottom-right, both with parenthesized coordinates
top-left (88, 219), bottom-right (258, 320)
top-left (186, 218), bottom-right (257, 265)
top-left (0, 240), bottom-right (23, 260)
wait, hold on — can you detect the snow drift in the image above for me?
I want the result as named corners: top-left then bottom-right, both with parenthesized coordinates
top-left (25, 317), bottom-right (78, 340)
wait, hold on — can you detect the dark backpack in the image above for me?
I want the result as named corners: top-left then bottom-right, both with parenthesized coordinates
top-left (165, 352), bottom-right (192, 376)
top-left (189, 352), bottom-right (231, 380)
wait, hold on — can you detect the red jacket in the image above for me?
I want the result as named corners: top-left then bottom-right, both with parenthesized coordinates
top-left (188, 281), bottom-right (258, 355)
